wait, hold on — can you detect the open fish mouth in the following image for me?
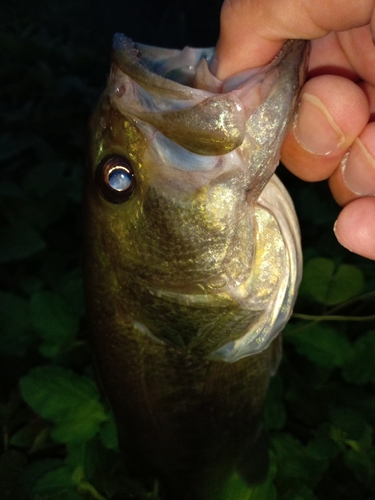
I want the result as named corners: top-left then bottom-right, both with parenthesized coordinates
top-left (87, 35), bottom-right (308, 362)
top-left (110, 34), bottom-right (308, 158)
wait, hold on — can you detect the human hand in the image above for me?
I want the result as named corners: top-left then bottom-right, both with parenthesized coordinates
top-left (216, 0), bottom-right (375, 260)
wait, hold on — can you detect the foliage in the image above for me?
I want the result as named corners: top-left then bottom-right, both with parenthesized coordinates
top-left (0, 0), bottom-right (374, 499)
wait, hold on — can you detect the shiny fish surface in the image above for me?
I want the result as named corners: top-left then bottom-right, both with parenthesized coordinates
top-left (84, 34), bottom-right (308, 499)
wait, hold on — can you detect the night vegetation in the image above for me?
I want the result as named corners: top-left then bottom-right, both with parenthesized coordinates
top-left (1, 0), bottom-right (374, 498)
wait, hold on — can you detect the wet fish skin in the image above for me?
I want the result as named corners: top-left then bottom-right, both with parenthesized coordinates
top-left (85, 36), bottom-right (308, 499)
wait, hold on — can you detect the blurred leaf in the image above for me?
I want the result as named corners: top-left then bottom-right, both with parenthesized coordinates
top-left (272, 434), bottom-right (327, 486)
top-left (20, 275), bottom-right (44, 296)
top-left (299, 257), bottom-right (364, 305)
top-left (0, 221), bottom-right (45, 262)
top-left (282, 484), bottom-right (319, 500)
top-left (23, 459), bottom-right (64, 497)
top-left (0, 181), bottom-right (24, 198)
top-left (328, 263), bottom-right (365, 304)
top-left (329, 407), bottom-right (371, 444)
top-left (65, 442), bottom-right (97, 482)
top-left (329, 408), bottom-right (375, 487)
top-left (344, 447), bottom-right (375, 487)
top-left (17, 194), bottom-right (68, 231)
top-left (342, 331), bottom-right (375, 384)
top-left (20, 366), bottom-right (108, 443)
top-left (306, 435), bottom-right (339, 462)
top-left (100, 413), bottom-right (119, 451)
top-left (30, 290), bottom-right (78, 357)
top-left (0, 450), bottom-right (28, 500)
top-left (23, 162), bottom-right (67, 197)
top-left (34, 466), bottom-right (74, 492)
top-left (0, 291), bottom-right (33, 355)
top-left (10, 423), bottom-right (51, 452)
top-left (299, 258), bottom-right (334, 303)
top-left (66, 166), bottom-right (83, 203)
top-left (286, 324), bottom-right (351, 368)
top-left (57, 270), bottom-right (84, 316)
top-left (0, 134), bottom-right (35, 163)
top-left (218, 464), bottom-right (276, 500)
top-left (264, 374), bottom-right (285, 430)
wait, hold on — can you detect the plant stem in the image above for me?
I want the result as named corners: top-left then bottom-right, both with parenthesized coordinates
top-left (292, 313), bottom-right (375, 322)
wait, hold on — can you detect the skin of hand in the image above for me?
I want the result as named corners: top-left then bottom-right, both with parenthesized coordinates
top-left (215, 0), bottom-right (375, 260)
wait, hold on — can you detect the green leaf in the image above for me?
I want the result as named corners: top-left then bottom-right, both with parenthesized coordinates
top-left (100, 413), bottom-right (119, 451)
top-left (0, 221), bottom-right (46, 262)
top-left (65, 443), bottom-right (87, 472)
top-left (34, 466), bottom-right (74, 492)
top-left (264, 374), bottom-right (285, 430)
top-left (329, 408), bottom-right (375, 487)
top-left (286, 324), bottom-right (351, 368)
top-left (22, 162), bottom-right (67, 197)
top-left (327, 263), bottom-right (364, 305)
top-left (272, 434), bottom-right (328, 487)
top-left (30, 290), bottom-right (78, 357)
top-left (282, 484), bottom-right (319, 500)
top-left (306, 435), bottom-right (339, 462)
top-left (299, 257), bottom-right (364, 305)
top-left (344, 447), bottom-right (375, 486)
top-left (65, 442), bottom-right (98, 484)
top-left (299, 258), bottom-right (334, 303)
top-left (20, 366), bottom-right (107, 443)
top-left (33, 464), bottom-right (83, 500)
top-left (0, 291), bottom-right (33, 355)
top-left (342, 331), bottom-right (375, 384)
top-left (66, 165), bottom-right (83, 203)
top-left (34, 489), bottom-right (82, 500)
top-left (57, 270), bottom-right (84, 316)
top-left (0, 450), bottom-right (28, 500)
top-left (23, 459), bottom-right (64, 497)
top-left (217, 469), bottom-right (276, 500)
top-left (329, 407), bottom-right (371, 443)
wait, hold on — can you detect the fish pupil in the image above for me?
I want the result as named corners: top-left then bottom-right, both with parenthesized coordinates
top-left (96, 155), bottom-right (135, 203)
top-left (108, 167), bottom-right (132, 191)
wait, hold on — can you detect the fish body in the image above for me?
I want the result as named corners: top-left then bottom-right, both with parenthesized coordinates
top-left (84, 35), bottom-right (307, 499)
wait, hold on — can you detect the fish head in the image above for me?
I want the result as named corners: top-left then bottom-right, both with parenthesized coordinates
top-left (85, 35), bottom-right (307, 362)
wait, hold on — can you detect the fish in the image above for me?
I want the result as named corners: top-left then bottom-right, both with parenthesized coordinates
top-left (84, 34), bottom-right (308, 499)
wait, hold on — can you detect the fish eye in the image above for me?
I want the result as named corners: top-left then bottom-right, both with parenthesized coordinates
top-left (96, 155), bottom-right (135, 203)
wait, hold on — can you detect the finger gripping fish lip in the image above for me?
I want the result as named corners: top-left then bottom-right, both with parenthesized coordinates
top-left (110, 35), bottom-right (308, 156)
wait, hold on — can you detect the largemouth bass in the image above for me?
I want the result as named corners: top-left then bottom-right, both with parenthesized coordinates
top-left (85, 34), bottom-right (308, 499)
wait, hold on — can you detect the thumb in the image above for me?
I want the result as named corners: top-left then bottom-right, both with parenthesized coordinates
top-left (215, 0), bottom-right (374, 79)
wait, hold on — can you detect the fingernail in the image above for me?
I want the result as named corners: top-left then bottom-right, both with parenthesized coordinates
top-left (294, 93), bottom-right (345, 155)
top-left (341, 138), bottom-right (375, 195)
top-left (333, 219), bottom-right (354, 253)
